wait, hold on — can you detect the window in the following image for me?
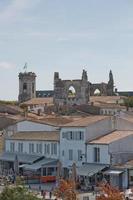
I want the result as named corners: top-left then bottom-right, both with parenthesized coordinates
top-left (54, 143), bottom-right (57, 155)
top-left (32, 82), bottom-right (34, 93)
top-left (29, 143), bottom-right (34, 154)
top-left (94, 147), bottom-right (100, 163)
top-left (51, 143), bottom-right (57, 155)
top-left (69, 149), bottom-right (73, 161)
top-left (51, 143), bottom-right (54, 155)
top-left (62, 150), bottom-right (65, 156)
top-left (79, 131), bottom-right (84, 140)
top-left (36, 143), bottom-right (42, 154)
top-left (70, 132), bottom-right (73, 140)
top-left (44, 144), bottom-right (47, 154)
top-left (18, 143), bottom-right (23, 153)
top-left (46, 144), bottom-right (50, 154)
top-left (62, 131), bottom-right (84, 141)
top-left (23, 83), bottom-right (27, 91)
top-left (10, 142), bottom-right (15, 153)
top-left (78, 150), bottom-right (82, 161)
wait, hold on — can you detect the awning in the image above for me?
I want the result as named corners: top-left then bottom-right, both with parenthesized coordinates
top-left (77, 163), bottom-right (107, 176)
top-left (23, 158), bottom-right (58, 171)
top-left (0, 152), bottom-right (43, 164)
top-left (104, 170), bottom-right (124, 175)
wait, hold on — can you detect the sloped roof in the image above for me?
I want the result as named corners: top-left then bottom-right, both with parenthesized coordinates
top-left (21, 97), bottom-right (53, 106)
top-left (0, 152), bottom-right (42, 164)
top-left (8, 131), bottom-right (60, 141)
top-left (62, 116), bottom-right (109, 127)
top-left (89, 130), bottom-right (133, 144)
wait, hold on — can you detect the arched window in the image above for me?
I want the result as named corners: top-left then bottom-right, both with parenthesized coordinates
top-left (68, 86), bottom-right (76, 98)
top-left (94, 89), bottom-right (101, 96)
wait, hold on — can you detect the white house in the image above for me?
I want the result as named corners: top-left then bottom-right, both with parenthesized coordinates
top-left (60, 116), bottom-right (113, 168)
top-left (99, 104), bottom-right (126, 116)
top-left (87, 130), bottom-right (133, 189)
top-left (20, 97), bottom-right (54, 113)
top-left (5, 119), bottom-right (59, 137)
top-left (5, 131), bottom-right (60, 159)
top-left (87, 130), bottom-right (133, 165)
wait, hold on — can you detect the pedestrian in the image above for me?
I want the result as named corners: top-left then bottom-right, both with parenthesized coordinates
top-left (43, 191), bottom-right (46, 199)
top-left (29, 184), bottom-right (31, 190)
top-left (41, 189), bottom-right (43, 196)
top-left (39, 184), bottom-right (41, 191)
top-left (49, 191), bottom-right (52, 199)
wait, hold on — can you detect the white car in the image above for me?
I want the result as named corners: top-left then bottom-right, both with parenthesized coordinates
top-left (125, 189), bottom-right (133, 200)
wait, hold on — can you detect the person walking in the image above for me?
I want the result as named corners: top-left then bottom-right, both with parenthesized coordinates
top-left (49, 190), bottom-right (52, 199)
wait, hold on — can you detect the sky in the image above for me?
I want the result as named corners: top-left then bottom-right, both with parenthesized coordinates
top-left (0, 0), bottom-right (133, 100)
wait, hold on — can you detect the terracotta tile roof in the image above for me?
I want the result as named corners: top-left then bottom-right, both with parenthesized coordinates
top-left (97, 104), bottom-right (126, 109)
top-left (0, 114), bottom-right (24, 130)
top-left (89, 130), bottom-right (133, 144)
top-left (90, 96), bottom-right (127, 104)
top-left (33, 117), bottom-right (74, 126)
top-left (8, 131), bottom-right (60, 141)
top-left (26, 114), bottom-right (76, 126)
top-left (62, 116), bottom-right (109, 127)
top-left (121, 116), bottom-right (133, 123)
top-left (21, 97), bottom-right (53, 105)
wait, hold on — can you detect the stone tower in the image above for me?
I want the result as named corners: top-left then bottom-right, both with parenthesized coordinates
top-left (107, 70), bottom-right (114, 96)
top-left (18, 70), bottom-right (36, 103)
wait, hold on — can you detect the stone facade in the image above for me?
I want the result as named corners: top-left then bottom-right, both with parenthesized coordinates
top-left (18, 69), bottom-right (114, 105)
top-left (54, 70), bottom-right (114, 106)
top-left (54, 70), bottom-right (90, 106)
top-left (18, 72), bottom-right (36, 103)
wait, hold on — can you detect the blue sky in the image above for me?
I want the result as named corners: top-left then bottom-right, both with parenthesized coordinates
top-left (0, 0), bottom-right (133, 100)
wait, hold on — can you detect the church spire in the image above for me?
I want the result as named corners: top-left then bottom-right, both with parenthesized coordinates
top-left (109, 70), bottom-right (114, 85)
top-left (82, 69), bottom-right (88, 81)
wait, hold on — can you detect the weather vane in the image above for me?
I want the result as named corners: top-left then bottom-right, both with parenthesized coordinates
top-left (23, 62), bottom-right (28, 72)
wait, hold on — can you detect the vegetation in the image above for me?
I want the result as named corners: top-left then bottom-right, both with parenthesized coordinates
top-left (54, 179), bottom-right (77, 200)
top-left (124, 97), bottom-right (133, 109)
top-left (0, 185), bottom-right (40, 200)
top-left (0, 100), bottom-right (17, 105)
top-left (96, 183), bottom-right (124, 200)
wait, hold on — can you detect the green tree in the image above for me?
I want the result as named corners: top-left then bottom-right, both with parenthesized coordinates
top-left (0, 186), bottom-right (40, 200)
top-left (124, 97), bottom-right (133, 110)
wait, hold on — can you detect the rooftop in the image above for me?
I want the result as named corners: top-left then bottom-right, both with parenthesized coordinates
top-left (90, 96), bottom-right (126, 104)
top-left (21, 97), bottom-right (53, 106)
top-left (89, 130), bottom-right (133, 144)
top-left (62, 115), bottom-right (109, 127)
top-left (8, 131), bottom-right (60, 141)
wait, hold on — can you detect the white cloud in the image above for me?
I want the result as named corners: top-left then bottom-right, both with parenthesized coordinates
top-left (0, 61), bottom-right (16, 69)
top-left (0, 0), bottom-right (40, 22)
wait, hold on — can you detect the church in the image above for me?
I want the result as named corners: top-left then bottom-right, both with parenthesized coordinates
top-left (18, 69), bottom-right (115, 106)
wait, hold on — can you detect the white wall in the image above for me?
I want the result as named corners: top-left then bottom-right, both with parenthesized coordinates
top-left (100, 108), bottom-right (126, 116)
top-left (116, 118), bottom-right (133, 130)
top-left (109, 134), bottom-right (133, 153)
top-left (60, 127), bottom-right (86, 168)
top-left (6, 120), bottom-right (58, 135)
top-left (85, 117), bottom-right (113, 142)
top-left (17, 121), bottom-right (57, 132)
top-left (5, 139), bottom-right (59, 159)
top-left (87, 144), bottom-right (110, 164)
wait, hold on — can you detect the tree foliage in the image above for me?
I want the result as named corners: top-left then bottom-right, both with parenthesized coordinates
top-left (0, 100), bottom-right (17, 105)
top-left (124, 97), bottom-right (133, 108)
top-left (96, 183), bottom-right (124, 200)
top-left (54, 179), bottom-right (77, 200)
top-left (0, 186), bottom-right (40, 200)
